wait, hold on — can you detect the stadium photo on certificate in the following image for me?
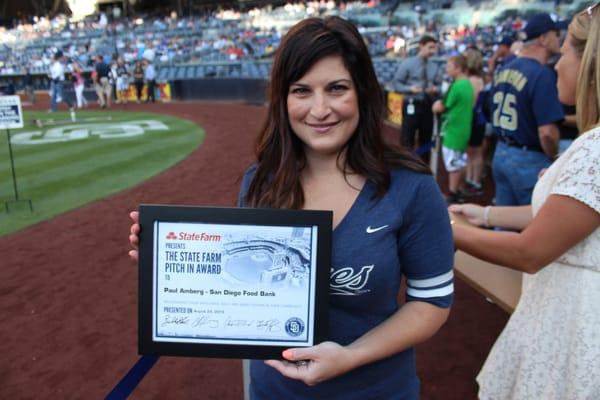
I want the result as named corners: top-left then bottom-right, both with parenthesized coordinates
top-left (220, 226), bottom-right (313, 289)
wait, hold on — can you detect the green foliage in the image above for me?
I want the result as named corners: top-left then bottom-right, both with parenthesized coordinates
top-left (0, 110), bottom-right (205, 236)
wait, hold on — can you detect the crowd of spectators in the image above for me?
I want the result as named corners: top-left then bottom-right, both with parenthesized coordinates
top-left (0, 0), bottom-right (582, 109)
top-left (0, 1), bottom-right (576, 80)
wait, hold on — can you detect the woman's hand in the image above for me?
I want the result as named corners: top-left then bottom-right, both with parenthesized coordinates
top-left (128, 211), bottom-right (140, 262)
top-left (264, 341), bottom-right (356, 386)
top-left (448, 204), bottom-right (486, 226)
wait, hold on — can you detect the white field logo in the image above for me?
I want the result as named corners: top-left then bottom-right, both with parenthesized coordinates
top-left (11, 120), bottom-right (169, 145)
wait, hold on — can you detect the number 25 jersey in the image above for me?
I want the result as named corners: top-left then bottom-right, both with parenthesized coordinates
top-left (492, 57), bottom-right (564, 146)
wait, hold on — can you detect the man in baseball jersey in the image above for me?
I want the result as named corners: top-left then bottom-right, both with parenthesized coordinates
top-left (491, 13), bottom-right (566, 206)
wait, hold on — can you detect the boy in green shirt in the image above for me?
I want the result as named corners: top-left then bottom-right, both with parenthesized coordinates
top-left (432, 54), bottom-right (474, 204)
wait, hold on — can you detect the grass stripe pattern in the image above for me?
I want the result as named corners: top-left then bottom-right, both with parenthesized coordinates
top-left (0, 110), bottom-right (204, 236)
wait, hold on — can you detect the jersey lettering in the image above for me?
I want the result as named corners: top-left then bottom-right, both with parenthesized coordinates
top-left (494, 68), bottom-right (528, 91)
top-left (330, 265), bottom-right (374, 296)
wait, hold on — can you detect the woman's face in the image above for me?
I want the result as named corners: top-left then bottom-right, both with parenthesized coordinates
top-left (555, 33), bottom-right (581, 106)
top-left (446, 59), bottom-right (460, 78)
top-left (287, 55), bottom-right (359, 158)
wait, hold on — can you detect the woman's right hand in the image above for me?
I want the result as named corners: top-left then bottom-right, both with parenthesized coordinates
top-left (448, 204), bottom-right (486, 227)
top-left (128, 211), bottom-right (140, 262)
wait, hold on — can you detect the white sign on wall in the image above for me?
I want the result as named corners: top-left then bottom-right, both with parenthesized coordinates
top-left (0, 95), bottom-right (24, 129)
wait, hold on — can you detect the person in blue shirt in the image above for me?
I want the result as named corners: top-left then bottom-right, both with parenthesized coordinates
top-left (491, 13), bottom-right (565, 206)
top-left (392, 35), bottom-right (442, 163)
top-left (128, 16), bottom-right (454, 400)
top-left (143, 59), bottom-right (157, 103)
top-left (486, 35), bottom-right (516, 82)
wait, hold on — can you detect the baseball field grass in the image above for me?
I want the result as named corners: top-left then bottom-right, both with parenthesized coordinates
top-left (0, 110), bottom-right (205, 236)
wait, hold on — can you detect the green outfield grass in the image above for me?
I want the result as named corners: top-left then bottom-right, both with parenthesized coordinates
top-left (0, 110), bottom-right (205, 236)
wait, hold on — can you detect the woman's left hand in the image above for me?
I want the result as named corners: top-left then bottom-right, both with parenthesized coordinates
top-left (264, 341), bottom-right (356, 386)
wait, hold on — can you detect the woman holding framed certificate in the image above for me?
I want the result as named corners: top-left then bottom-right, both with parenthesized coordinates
top-left (130, 16), bottom-right (454, 399)
top-left (449, 4), bottom-right (600, 399)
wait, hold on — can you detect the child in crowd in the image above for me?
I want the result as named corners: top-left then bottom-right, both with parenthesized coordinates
top-left (432, 54), bottom-right (474, 204)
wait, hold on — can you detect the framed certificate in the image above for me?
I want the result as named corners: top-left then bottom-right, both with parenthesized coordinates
top-left (138, 204), bottom-right (332, 359)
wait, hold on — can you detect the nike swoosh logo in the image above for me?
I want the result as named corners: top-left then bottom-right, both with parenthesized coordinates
top-left (366, 225), bottom-right (389, 234)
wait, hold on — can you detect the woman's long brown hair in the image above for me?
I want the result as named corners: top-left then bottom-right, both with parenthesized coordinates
top-left (246, 16), bottom-right (430, 209)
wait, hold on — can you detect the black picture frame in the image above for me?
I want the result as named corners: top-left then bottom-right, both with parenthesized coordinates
top-left (138, 204), bottom-right (331, 359)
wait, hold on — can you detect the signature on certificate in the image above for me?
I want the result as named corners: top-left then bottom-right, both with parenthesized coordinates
top-left (225, 317), bottom-right (281, 332)
top-left (192, 315), bottom-right (219, 329)
top-left (161, 315), bottom-right (190, 326)
top-left (161, 314), bottom-right (282, 333)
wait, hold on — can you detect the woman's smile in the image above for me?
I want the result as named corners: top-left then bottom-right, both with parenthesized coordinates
top-left (306, 121), bottom-right (340, 133)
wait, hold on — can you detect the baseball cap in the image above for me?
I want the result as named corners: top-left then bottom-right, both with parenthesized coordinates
top-left (496, 35), bottom-right (514, 47)
top-left (522, 13), bottom-right (569, 41)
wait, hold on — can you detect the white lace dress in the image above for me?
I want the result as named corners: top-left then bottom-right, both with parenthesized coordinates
top-left (477, 128), bottom-right (600, 400)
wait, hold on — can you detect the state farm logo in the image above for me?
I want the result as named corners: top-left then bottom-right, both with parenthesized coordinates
top-left (166, 232), bottom-right (221, 241)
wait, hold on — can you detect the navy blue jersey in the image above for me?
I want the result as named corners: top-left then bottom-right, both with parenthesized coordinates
top-left (495, 53), bottom-right (516, 71)
top-left (492, 57), bottom-right (564, 146)
top-left (95, 61), bottom-right (110, 79)
top-left (239, 166), bottom-right (454, 400)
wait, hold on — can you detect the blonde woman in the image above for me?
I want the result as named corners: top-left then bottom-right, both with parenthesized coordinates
top-left (450, 4), bottom-right (600, 399)
top-left (463, 48), bottom-right (485, 195)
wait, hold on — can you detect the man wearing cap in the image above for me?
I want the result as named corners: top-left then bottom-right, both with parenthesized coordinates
top-left (48, 51), bottom-right (74, 113)
top-left (392, 35), bottom-right (443, 163)
top-left (487, 35), bottom-right (516, 81)
top-left (490, 12), bottom-right (565, 206)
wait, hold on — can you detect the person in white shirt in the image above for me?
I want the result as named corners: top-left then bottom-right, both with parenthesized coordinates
top-left (142, 42), bottom-right (155, 63)
top-left (49, 51), bottom-right (73, 113)
top-left (143, 60), bottom-right (156, 103)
